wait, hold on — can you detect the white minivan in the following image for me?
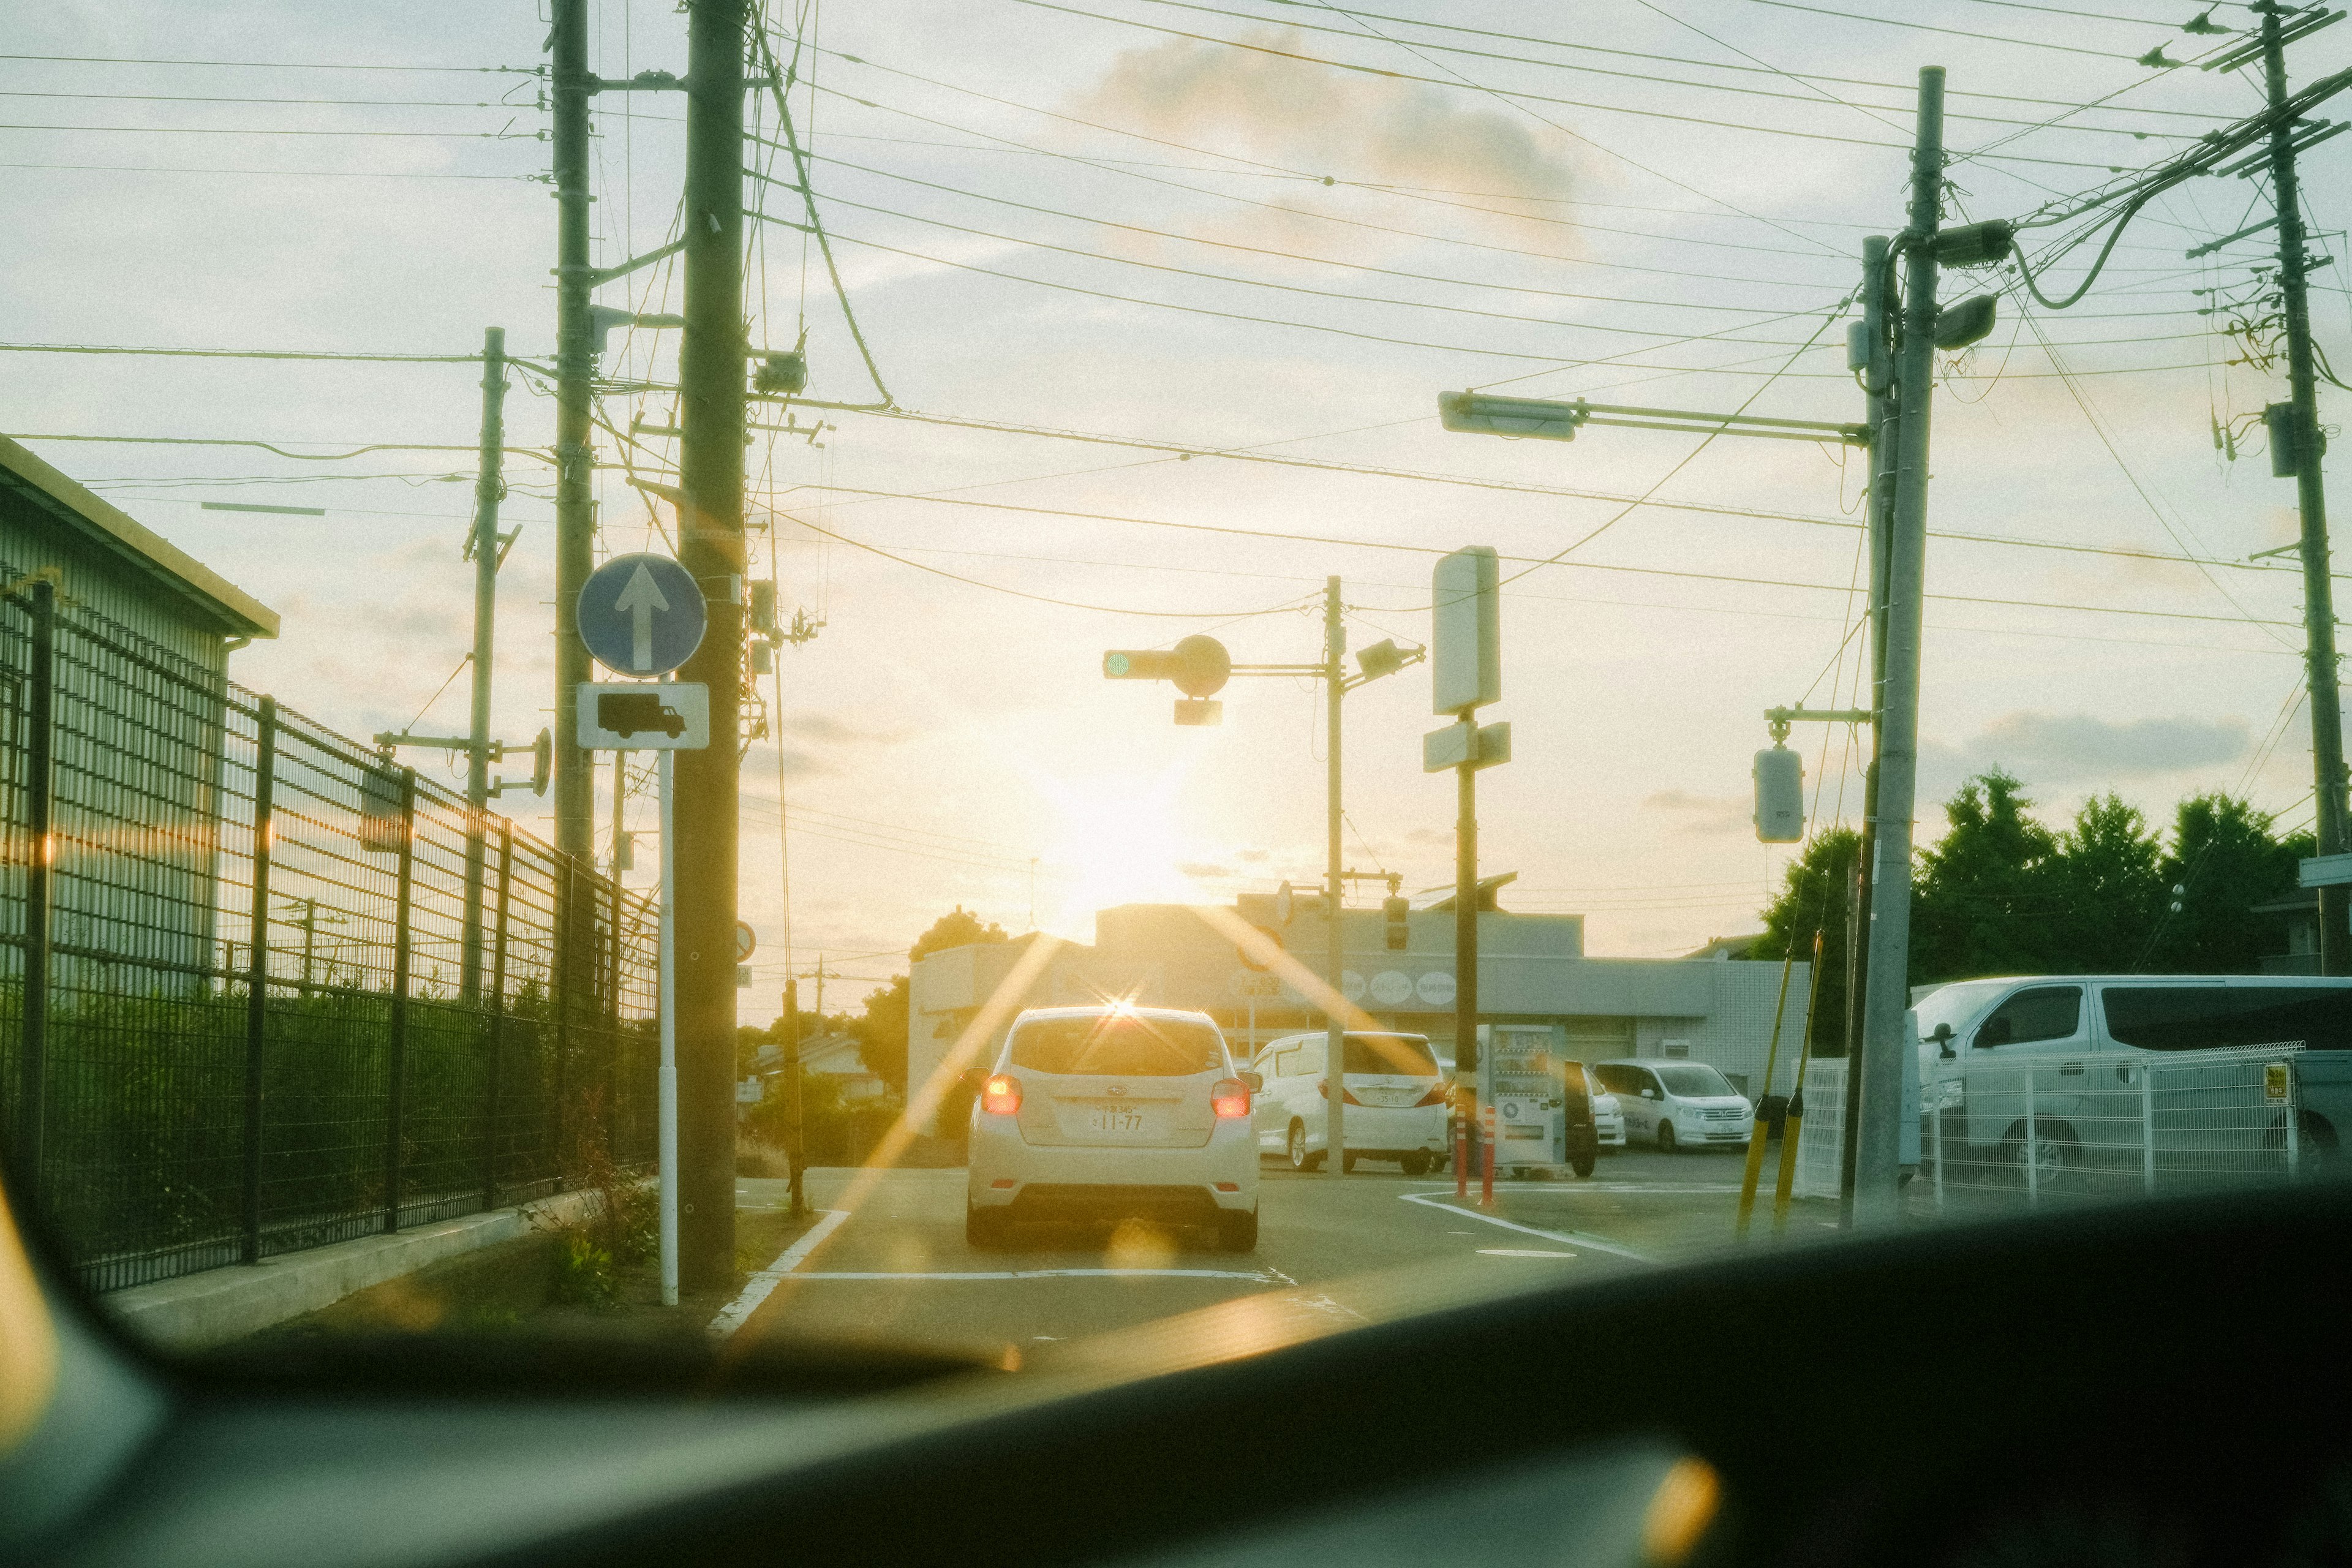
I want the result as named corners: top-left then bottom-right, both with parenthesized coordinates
top-left (1591, 1060), bottom-right (1753, 1152)
top-left (1251, 1030), bottom-right (1450, 1174)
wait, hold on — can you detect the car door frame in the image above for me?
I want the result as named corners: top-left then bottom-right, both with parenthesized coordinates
top-left (1959, 982), bottom-right (2095, 1149)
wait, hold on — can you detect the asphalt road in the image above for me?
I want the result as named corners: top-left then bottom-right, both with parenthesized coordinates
top-left (724, 1145), bottom-right (1777, 1362)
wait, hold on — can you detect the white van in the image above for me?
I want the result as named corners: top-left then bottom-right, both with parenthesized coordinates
top-left (1250, 1030), bottom-right (1450, 1174)
top-left (1910, 975), bottom-right (2352, 1183)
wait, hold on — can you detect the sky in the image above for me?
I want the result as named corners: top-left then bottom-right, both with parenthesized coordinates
top-left (4, 0), bottom-right (2347, 1014)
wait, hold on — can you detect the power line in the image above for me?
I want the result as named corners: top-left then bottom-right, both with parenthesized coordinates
top-left (0, 341), bottom-right (486, 364)
top-left (0, 52), bottom-right (535, 73)
top-left (0, 89), bottom-right (537, 109)
top-left (0, 158), bottom-right (537, 182)
top-left (768, 483), bottom-right (2303, 630)
top-left (0, 122), bottom-right (526, 139)
top-left (3, 431), bottom-right (552, 462)
top-left (1727, 0), bottom-right (2154, 56)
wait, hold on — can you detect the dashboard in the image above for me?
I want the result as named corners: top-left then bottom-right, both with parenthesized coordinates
top-left (8, 1178), bottom-right (2352, 1567)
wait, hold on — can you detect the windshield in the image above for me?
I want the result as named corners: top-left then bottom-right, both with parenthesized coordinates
top-left (1, 0), bottom-right (2342, 1410)
top-left (1653, 1065), bottom-right (1739, 1099)
top-left (1344, 1035), bottom-right (1438, 1076)
top-left (1009, 1015), bottom-right (1225, 1077)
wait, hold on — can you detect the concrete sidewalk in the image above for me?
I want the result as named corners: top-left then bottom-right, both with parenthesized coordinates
top-left (107, 1191), bottom-right (601, 1351)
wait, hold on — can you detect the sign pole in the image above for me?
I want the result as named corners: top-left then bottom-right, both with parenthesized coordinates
top-left (658, 741), bottom-right (679, 1307)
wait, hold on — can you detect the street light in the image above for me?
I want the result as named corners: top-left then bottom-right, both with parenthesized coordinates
top-left (1102, 581), bottom-right (1424, 1175)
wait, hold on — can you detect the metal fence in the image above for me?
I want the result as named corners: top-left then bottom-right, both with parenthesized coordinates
top-left (1792, 1047), bottom-right (2303, 1210)
top-left (0, 570), bottom-right (659, 1294)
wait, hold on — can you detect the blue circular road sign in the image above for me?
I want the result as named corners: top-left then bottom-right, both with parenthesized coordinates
top-left (578, 552), bottom-right (706, 676)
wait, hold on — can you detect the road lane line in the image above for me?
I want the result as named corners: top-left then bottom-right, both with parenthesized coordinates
top-left (1400, 1191), bottom-right (1655, 1264)
top-left (707, 1207), bottom-right (850, 1338)
top-left (779, 1267), bottom-right (1289, 1283)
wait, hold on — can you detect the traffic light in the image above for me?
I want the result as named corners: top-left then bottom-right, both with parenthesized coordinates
top-left (1104, 634), bottom-right (1231, 725)
top-left (1754, 745), bottom-right (1804, 843)
top-left (1384, 895), bottom-right (1411, 951)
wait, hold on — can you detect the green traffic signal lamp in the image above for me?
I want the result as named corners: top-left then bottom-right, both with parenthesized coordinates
top-left (1102, 635), bottom-right (1231, 697)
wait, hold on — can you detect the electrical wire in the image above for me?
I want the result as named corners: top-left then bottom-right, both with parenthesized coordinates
top-left (0, 341), bottom-right (486, 364)
top-left (0, 52), bottom-right (536, 73)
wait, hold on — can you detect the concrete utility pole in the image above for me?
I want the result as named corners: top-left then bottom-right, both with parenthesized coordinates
top-left (2258, 0), bottom-right (2350, 974)
top-left (1838, 235), bottom-right (1896, 1218)
top-left (1323, 577), bottom-right (1347, 1177)
top-left (675, 0), bottom-right (748, 1289)
top-left (1852, 67), bottom-right (1946, 1225)
top-left (549, 0), bottom-right (597, 866)
top-left (463, 326), bottom-right (508, 1005)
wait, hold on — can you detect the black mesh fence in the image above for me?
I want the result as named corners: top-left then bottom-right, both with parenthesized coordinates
top-left (0, 571), bottom-right (657, 1294)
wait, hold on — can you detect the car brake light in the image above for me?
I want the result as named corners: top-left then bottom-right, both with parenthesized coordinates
top-left (982, 1074), bottom-right (1022, 1115)
top-left (1314, 1078), bottom-right (1364, 1106)
top-left (1412, 1082), bottom-right (1450, 1107)
top-left (1211, 1077), bottom-right (1251, 1118)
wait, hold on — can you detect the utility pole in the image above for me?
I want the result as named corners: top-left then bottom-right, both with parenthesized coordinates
top-left (2257, 0), bottom-right (2350, 974)
top-left (675, 0), bottom-right (748, 1290)
top-left (1839, 235), bottom-right (1896, 1218)
top-left (1852, 67), bottom-right (1946, 1226)
top-left (549, 0), bottom-right (596, 866)
top-left (463, 326), bottom-right (508, 1005)
top-left (782, 977), bottom-right (805, 1218)
top-left (1323, 577), bottom-right (1347, 1178)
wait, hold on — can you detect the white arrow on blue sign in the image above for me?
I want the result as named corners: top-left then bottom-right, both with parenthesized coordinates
top-left (577, 552), bottom-right (706, 677)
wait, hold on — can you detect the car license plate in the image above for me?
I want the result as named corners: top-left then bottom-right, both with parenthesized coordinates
top-left (1087, 1109), bottom-right (1144, 1134)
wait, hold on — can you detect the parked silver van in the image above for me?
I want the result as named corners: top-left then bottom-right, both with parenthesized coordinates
top-left (1912, 975), bottom-right (2352, 1185)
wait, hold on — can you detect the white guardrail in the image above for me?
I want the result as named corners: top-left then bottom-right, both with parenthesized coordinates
top-left (1793, 1045), bottom-right (2303, 1208)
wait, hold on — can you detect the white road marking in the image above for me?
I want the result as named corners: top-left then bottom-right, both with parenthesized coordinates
top-left (1479, 1248), bottom-right (1577, 1259)
top-left (1400, 1192), bottom-right (1656, 1264)
top-left (707, 1207), bottom-right (850, 1338)
top-left (1409, 1182), bottom-right (1741, 1195)
top-left (779, 1267), bottom-right (1290, 1283)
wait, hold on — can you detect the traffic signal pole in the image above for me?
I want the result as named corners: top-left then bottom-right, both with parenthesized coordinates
top-left (1852, 67), bottom-right (1946, 1226)
top-left (2257, 1), bottom-right (2351, 974)
top-left (1323, 578), bottom-right (1347, 1178)
top-left (674, 0), bottom-right (747, 1289)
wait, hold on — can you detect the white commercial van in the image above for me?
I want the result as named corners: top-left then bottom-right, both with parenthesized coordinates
top-left (1910, 974), bottom-right (2352, 1184)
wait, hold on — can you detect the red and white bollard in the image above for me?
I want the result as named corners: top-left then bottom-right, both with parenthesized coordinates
top-left (1480, 1099), bottom-right (1497, 1208)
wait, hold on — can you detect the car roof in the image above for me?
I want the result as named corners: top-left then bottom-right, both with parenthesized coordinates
top-left (1009, 1004), bottom-right (1219, 1026)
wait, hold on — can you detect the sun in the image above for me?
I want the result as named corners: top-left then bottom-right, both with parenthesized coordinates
top-left (1031, 764), bottom-right (1208, 932)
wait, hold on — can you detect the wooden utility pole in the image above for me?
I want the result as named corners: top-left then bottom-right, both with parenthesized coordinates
top-left (675, 0), bottom-right (748, 1288)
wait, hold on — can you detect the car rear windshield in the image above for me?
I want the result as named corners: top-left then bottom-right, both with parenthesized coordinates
top-left (1344, 1035), bottom-right (1438, 1075)
top-left (1009, 1015), bottom-right (1226, 1077)
top-left (2101, 986), bottom-right (2352, 1050)
top-left (1654, 1063), bottom-right (1737, 1098)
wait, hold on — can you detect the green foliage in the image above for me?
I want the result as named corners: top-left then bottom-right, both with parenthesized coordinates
top-left (551, 1231), bottom-right (618, 1307)
top-left (2146, 793), bottom-right (2315, 974)
top-left (2046, 793), bottom-right (2167, 971)
top-left (854, 974), bottom-right (910, 1095)
top-left (910, 907), bottom-right (1009, 963)
top-left (1752, 827), bottom-right (1861, 1055)
top-left (1910, 769), bottom-right (2062, 983)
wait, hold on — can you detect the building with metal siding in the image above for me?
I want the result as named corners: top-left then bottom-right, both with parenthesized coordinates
top-left (1, 437), bottom-right (278, 990)
top-left (908, 894), bottom-right (1810, 1133)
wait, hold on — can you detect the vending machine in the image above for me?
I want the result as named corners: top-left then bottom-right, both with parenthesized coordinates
top-left (1481, 1023), bottom-right (1566, 1176)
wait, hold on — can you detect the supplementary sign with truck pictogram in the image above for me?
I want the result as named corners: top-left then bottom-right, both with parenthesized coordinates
top-left (577, 682), bottom-right (710, 750)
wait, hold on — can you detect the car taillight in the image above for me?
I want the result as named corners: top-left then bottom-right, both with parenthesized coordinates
top-left (1413, 1082), bottom-right (1450, 1107)
top-left (981, 1074), bottom-right (1021, 1116)
top-left (1314, 1078), bottom-right (1364, 1106)
top-left (1211, 1078), bottom-right (1251, 1118)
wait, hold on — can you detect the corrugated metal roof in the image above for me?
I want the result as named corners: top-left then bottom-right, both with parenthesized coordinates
top-left (0, 434), bottom-right (279, 638)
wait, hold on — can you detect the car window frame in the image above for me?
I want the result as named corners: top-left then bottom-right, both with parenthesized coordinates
top-left (1971, 984), bottom-right (2085, 1050)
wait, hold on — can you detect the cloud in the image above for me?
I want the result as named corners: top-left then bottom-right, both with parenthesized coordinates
top-left (1943, 711), bottom-right (2250, 785)
top-left (1069, 29), bottom-right (1576, 248)
top-left (1234, 846), bottom-right (1272, 863)
top-left (1405, 827), bottom-right (1452, 846)
top-left (1177, 861), bottom-right (1234, 879)
top-left (1640, 790), bottom-right (1751, 835)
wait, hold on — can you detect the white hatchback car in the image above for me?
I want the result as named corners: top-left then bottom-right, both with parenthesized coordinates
top-left (1251, 1030), bottom-right (1450, 1174)
top-left (967, 1005), bottom-right (1260, 1251)
top-left (1592, 1060), bottom-right (1753, 1152)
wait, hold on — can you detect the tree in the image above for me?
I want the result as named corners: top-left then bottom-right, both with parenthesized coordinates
top-left (854, 974), bottom-right (911, 1096)
top-left (2046, 793), bottom-right (2166, 971)
top-left (1910, 769), bottom-right (2060, 984)
top-left (911, 906), bottom-right (1010, 964)
top-left (1752, 827), bottom-right (1861, 1055)
top-left (2147, 793), bottom-right (2313, 974)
